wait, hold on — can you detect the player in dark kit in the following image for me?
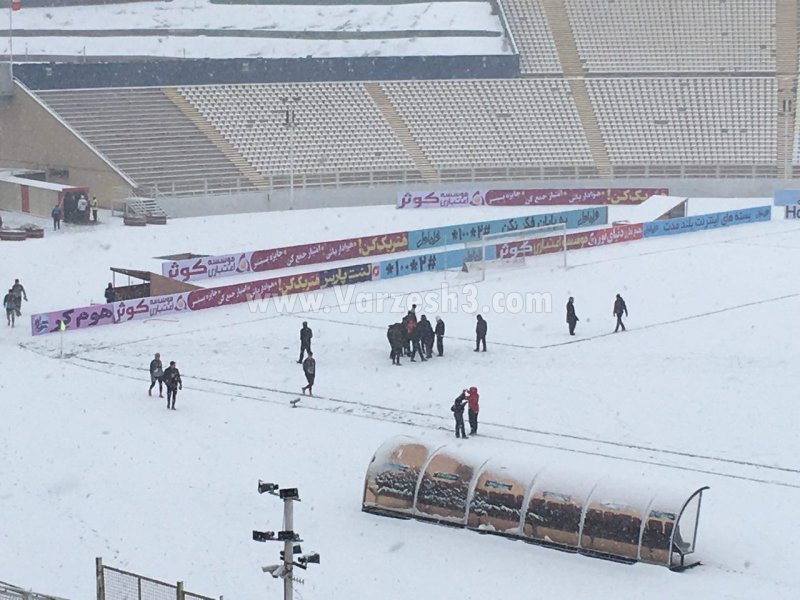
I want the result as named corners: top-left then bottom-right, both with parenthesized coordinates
top-left (474, 314), bottom-right (487, 352)
top-left (148, 352), bottom-right (164, 397)
top-left (298, 321), bottom-right (313, 363)
top-left (302, 352), bottom-right (316, 395)
top-left (434, 317), bottom-right (445, 356)
top-left (613, 294), bottom-right (628, 332)
top-left (3, 289), bottom-right (16, 327)
top-left (451, 390), bottom-right (468, 439)
top-left (162, 361), bottom-right (182, 410)
top-left (417, 315), bottom-right (435, 359)
top-left (387, 322), bottom-right (405, 365)
top-left (566, 297), bottom-right (579, 335)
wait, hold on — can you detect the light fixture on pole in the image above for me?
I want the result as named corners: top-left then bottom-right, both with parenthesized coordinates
top-left (277, 95), bottom-right (301, 210)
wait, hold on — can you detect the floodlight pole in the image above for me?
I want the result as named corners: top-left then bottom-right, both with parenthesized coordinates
top-left (279, 95), bottom-right (300, 211)
top-left (282, 495), bottom-right (294, 600)
top-left (254, 482), bottom-right (318, 599)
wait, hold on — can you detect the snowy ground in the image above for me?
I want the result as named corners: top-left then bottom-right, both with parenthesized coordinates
top-left (2, 201), bottom-right (800, 599)
top-left (2, 0), bottom-right (507, 59)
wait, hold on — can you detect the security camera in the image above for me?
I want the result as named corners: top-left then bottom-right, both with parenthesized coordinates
top-left (262, 564), bottom-right (287, 578)
top-left (305, 552), bottom-right (320, 564)
top-left (252, 530), bottom-right (275, 542)
top-left (258, 480), bottom-right (279, 494)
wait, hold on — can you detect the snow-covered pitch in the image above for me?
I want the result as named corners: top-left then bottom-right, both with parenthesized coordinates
top-left (1, 200), bottom-right (799, 598)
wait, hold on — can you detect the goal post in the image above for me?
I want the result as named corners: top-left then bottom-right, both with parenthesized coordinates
top-left (463, 222), bottom-right (568, 279)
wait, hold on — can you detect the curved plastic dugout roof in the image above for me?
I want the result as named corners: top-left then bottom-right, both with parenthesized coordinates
top-left (362, 438), bottom-right (709, 569)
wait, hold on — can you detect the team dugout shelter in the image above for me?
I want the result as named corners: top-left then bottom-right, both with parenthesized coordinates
top-left (363, 436), bottom-right (709, 571)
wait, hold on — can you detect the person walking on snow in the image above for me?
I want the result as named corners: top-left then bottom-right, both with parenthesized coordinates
top-left (148, 353), bottom-right (164, 397)
top-left (451, 390), bottom-right (468, 439)
top-left (474, 314), bottom-right (487, 352)
top-left (163, 360), bottom-right (182, 410)
top-left (302, 352), bottom-right (316, 395)
top-left (566, 297), bottom-right (579, 336)
top-left (466, 386), bottom-right (480, 435)
top-left (613, 293), bottom-right (628, 332)
top-left (11, 279), bottom-right (27, 316)
top-left (434, 316), bottom-right (445, 357)
top-left (3, 288), bottom-right (16, 327)
top-left (51, 204), bottom-right (62, 230)
top-left (298, 321), bottom-right (313, 363)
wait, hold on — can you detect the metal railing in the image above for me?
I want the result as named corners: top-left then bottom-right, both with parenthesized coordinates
top-left (0, 581), bottom-right (68, 600)
top-left (137, 161), bottom-right (788, 200)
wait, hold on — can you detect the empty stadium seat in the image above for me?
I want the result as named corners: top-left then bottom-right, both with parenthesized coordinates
top-left (564, 0), bottom-right (775, 73)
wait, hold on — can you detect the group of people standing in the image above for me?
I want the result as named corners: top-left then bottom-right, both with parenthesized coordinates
top-left (50, 195), bottom-right (99, 230)
top-left (565, 293), bottom-right (629, 336)
top-left (148, 353), bottom-right (183, 410)
top-left (387, 305), bottom-right (446, 366)
top-left (3, 279), bottom-right (27, 328)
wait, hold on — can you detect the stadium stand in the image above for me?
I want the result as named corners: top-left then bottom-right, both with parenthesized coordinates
top-left (35, 87), bottom-right (263, 195)
top-left (587, 77), bottom-right (777, 173)
top-left (563, 0), bottom-right (776, 74)
top-left (178, 83), bottom-right (417, 185)
top-left (379, 79), bottom-right (595, 177)
top-left (499, 0), bottom-right (562, 75)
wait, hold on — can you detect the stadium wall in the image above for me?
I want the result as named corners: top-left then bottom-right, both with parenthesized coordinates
top-left (0, 84), bottom-right (134, 205)
top-left (14, 55), bottom-right (520, 90)
top-left (155, 178), bottom-right (782, 217)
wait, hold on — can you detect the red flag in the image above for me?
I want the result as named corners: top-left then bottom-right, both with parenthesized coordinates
top-left (11, 0), bottom-right (21, 11)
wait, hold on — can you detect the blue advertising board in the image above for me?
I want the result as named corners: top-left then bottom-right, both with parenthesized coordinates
top-left (642, 206), bottom-right (772, 238)
top-left (378, 248), bottom-right (467, 279)
top-left (406, 207), bottom-right (607, 251)
top-left (774, 189), bottom-right (800, 207)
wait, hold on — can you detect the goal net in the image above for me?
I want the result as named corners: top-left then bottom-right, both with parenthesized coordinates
top-left (463, 222), bottom-right (568, 280)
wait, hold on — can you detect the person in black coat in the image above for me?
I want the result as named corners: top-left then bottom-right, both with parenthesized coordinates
top-left (451, 390), bottom-right (468, 439)
top-left (410, 322), bottom-right (426, 362)
top-left (298, 321), bottom-right (313, 363)
top-left (566, 297), bottom-right (578, 336)
top-left (613, 293), bottom-right (628, 332)
top-left (417, 315), bottom-right (435, 359)
top-left (104, 283), bottom-right (115, 304)
top-left (51, 204), bottom-right (61, 230)
top-left (162, 361), bottom-right (182, 410)
top-left (302, 352), bottom-right (316, 395)
top-left (474, 314), bottom-right (487, 352)
top-left (389, 323), bottom-right (406, 365)
top-left (434, 316), bottom-right (445, 357)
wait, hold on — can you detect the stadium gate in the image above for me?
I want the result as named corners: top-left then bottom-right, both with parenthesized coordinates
top-left (96, 558), bottom-right (220, 600)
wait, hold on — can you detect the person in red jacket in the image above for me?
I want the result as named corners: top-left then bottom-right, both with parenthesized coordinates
top-left (466, 386), bottom-right (479, 435)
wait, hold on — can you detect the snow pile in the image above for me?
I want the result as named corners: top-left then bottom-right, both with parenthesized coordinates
top-left (3, 0), bottom-right (508, 59)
